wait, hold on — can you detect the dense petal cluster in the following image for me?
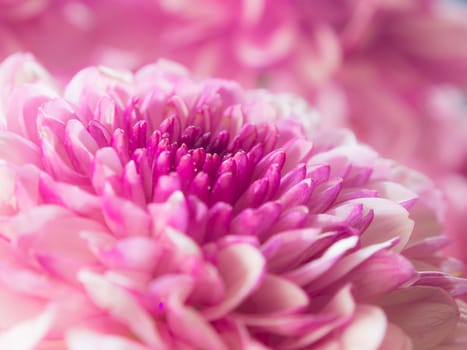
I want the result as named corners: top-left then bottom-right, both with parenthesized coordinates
top-left (1, 0), bottom-right (466, 266)
top-left (0, 54), bottom-right (465, 350)
top-left (2, 0), bottom-right (467, 170)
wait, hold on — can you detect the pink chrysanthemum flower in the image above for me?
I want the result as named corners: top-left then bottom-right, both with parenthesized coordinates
top-left (0, 54), bottom-right (466, 350)
top-left (2, 0), bottom-right (467, 267)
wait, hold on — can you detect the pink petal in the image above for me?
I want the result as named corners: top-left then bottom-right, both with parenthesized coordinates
top-left (64, 119), bottom-right (99, 175)
top-left (0, 305), bottom-right (55, 350)
top-left (14, 164), bottom-right (41, 211)
top-left (0, 206), bottom-right (105, 282)
top-left (261, 227), bottom-right (322, 273)
top-left (0, 282), bottom-right (44, 329)
top-left (66, 328), bottom-right (149, 350)
top-left (348, 250), bottom-right (416, 301)
top-left (38, 173), bottom-right (102, 220)
top-left (203, 244), bottom-right (265, 320)
top-left (277, 163), bottom-right (307, 196)
top-left (64, 67), bottom-right (131, 119)
top-left (306, 163), bottom-right (331, 186)
top-left (308, 179), bottom-right (342, 213)
top-left (379, 286), bottom-right (459, 350)
top-left (378, 323), bottom-right (413, 350)
top-left (78, 270), bottom-right (165, 347)
top-left (0, 54), bottom-right (52, 100)
top-left (167, 302), bottom-right (228, 350)
top-left (230, 202), bottom-right (281, 238)
top-left (284, 236), bottom-right (359, 286)
top-left (403, 236), bottom-right (450, 258)
top-left (160, 226), bottom-right (202, 257)
top-left (148, 274), bottom-right (194, 307)
top-left (39, 123), bottom-right (88, 184)
top-left (278, 178), bottom-right (314, 208)
top-left (352, 198), bottom-right (414, 252)
top-left (204, 202), bottom-right (233, 241)
top-left (282, 138), bottom-right (314, 173)
top-left (311, 238), bottom-right (399, 291)
top-left (97, 237), bottom-right (161, 272)
top-left (260, 285), bottom-right (355, 347)
top-left (235, 177), bottom-right (270, 209)
top-left (216, 318), bottom-right (268, 350)
top-left (91, 147), bottom-right (123, 195)
top-left (238, 274), bottom-right (309, 314)
top-left (0, 260), bottom-right (73, 301)
top-left (0, 131), bottom-right (41, 166)
top-left (4, 84), bottom-right (56, 143)
top-left (101, 188), bottom-right (151, 238)
top-left (269, 205), bottom-right (309, 233)
top-left (122, 161), bottom-right (147, 207)
top-left (338, 305), bottom-right (387, 350)
top-left (0, 163), bottom-right (17, 214)
top-left (369, 181), bottom-right (418, 209)
top-left (149, 191), bottom-right (190, 235)
top-left (413, 272), bottom-right (467, 298)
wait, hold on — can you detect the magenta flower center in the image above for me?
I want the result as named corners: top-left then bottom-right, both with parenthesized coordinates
top-left (80, 99), bottom-right (279, 208)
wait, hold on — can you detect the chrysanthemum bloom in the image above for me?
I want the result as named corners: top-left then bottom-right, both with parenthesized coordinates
top-left (0, 54), bottom-right (466, 350)
top-left (148, 0), bottom-right (467, 268)
top-left (2, 0), bottom-right (467, 268)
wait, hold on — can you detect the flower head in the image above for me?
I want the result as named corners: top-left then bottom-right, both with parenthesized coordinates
top-left (0, 54), bottom-right (465, 350)
top-left (2, 0), bottom-right (467, 268)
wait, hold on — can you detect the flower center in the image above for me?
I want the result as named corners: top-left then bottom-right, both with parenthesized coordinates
top-left (65, 97), bottom-right (280, 207)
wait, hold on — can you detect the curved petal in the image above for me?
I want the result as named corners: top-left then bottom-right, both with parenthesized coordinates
top-left (97, 236), bottom-right (161, 272)
top-left (101, 188), bottom-right (151, 238)
top-left (379, 286), bottom-right (459, 350)
top-left (0, 131), bottom-right (41, 167)
top-left (284, 236), bottom-right (359, 287)
top-left (203, 244), bottom-right (265, 320)
top-left (352, 198), bottom-right (414, 252)
top-left (64, 119), bottom-right (99, 175)
top-left (0, 163), bottom-right (17, 214)
top-left (78, 270), bottom-right (164, 348)
top-left (0, 282), bottom-right (45, 329)
top-left (348, 250), bottom-right (416, 301)
top-left (0, 205), bottom-right (106, 282)
top-left (378, 323), bottom-right (412, 350)
top-left (238, 274), bottom-right (309, 314)
top-left (311, 237), bottom-right (399, 291)
top-left (261, 228), bottom-right (322, 273)
top-left (66, 328), bottom-right (150, 350)
top-left (339, 305), bottom-right (387, 350)
top-left (167, 302), bottom-right (227, 350)
top-left (268, 285), bottom-right (356, 348)
top-left (38, 173), bottom-right (102, 220)
top-left (0, 305), bottom-right (55, 350)
top-left (90, 147), bottom-right (123, 195)
top-left (64, 67), bottom-right (131, 120)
